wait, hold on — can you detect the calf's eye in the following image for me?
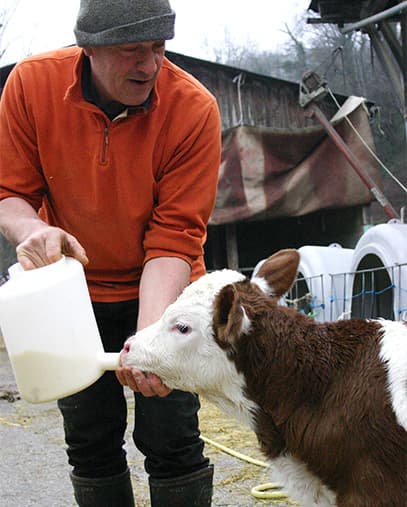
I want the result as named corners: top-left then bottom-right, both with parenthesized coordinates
top-left (175, 322), bottom-right (190, 334)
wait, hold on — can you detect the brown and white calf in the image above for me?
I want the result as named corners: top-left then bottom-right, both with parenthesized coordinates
top-left (122, 249), bottom-right (407, 507)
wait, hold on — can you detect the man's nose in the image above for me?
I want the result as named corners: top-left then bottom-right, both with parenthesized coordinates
top-left (133, 52), bottom-right (158, 75)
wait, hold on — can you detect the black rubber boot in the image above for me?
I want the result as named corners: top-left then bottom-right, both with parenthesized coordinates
top-left (149, 465), bottom-right (214, 507)
top-left (70, 468), bottom-right (135, 507)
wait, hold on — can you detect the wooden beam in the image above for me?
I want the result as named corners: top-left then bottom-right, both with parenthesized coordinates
top-left (225, 223), bottom-right (239, 270)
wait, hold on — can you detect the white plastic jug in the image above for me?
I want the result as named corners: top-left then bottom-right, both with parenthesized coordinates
top-left (0, 256), bottom-right (120, 403)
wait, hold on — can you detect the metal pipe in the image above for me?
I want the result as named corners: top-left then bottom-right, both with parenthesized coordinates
top-left (340, 1), bottom-right (407, 34)
top-left (305, 103), bottom-right (399, 220)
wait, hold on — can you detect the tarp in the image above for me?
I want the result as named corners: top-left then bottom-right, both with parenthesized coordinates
top-left (210, 97), bottom-right (382, 225)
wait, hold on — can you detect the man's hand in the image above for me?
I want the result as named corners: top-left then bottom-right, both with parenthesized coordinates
top-left (16, 226), bottom-right (89, 270)
top-left (116, 365), bottom-right (171, 398)
top-left (0, 197), bottom-right (88, 270)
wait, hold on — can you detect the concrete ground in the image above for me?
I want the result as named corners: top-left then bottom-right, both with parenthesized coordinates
top-left (0, 348), bottom-right (295, 507)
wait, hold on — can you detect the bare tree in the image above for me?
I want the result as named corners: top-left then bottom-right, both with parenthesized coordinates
top-left (0, 1), bottom-right (20, 63)
top-left (282, 22), bottom-right (308, 78)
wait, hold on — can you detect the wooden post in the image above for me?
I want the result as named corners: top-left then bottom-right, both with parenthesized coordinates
top-left (225, 223), bottom-right (239, 270)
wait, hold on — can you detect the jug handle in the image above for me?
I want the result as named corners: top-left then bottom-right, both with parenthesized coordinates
top-left (98, 352), bottom-right (120, 371)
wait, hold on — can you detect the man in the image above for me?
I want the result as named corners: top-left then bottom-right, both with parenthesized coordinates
top-left (0, 1), bottom-right (221, 506)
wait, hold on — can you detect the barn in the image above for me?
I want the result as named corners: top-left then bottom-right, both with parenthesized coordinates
top-left (0, 50), bottom-right (383, 271)
top-left (164, 51), bottom-right (384, 274)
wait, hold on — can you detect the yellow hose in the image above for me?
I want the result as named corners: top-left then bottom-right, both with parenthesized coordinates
top-left (251, 482), bottom-right (289, 500)
top-left (201, 435), bottom-right (269, 468)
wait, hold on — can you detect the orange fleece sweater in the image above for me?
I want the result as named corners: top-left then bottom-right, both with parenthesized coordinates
top-left (0, 47), bottom-right (221, 301)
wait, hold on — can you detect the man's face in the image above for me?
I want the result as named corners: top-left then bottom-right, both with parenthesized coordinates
top-left (84, 40), bottom-right (166, 106)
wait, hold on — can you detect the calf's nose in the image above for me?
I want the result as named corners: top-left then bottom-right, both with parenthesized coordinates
top-left (119, 341), bottom-right (132, 365)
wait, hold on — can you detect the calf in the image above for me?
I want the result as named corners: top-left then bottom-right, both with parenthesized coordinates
top-left (122, 249), bottom-right (407, 507)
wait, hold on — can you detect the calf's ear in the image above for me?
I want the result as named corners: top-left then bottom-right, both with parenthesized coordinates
top-left (213, 284), bottom-right (246, 349)
top-left (255, 249), bottom-right (300, 298)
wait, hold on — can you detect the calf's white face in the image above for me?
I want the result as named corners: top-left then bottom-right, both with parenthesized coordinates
top-left (123, 268), bottom-right (247, 395)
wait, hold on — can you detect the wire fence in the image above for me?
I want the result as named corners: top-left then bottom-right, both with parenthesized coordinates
top-left (286, 262), bottom-right (407, 322)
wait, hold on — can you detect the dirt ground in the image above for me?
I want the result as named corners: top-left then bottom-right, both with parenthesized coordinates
top-left (0, 348), bottom-right (297, 507)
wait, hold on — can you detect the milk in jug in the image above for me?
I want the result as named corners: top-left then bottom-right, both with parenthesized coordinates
top-left (0, 256), bottom-right (120, 403)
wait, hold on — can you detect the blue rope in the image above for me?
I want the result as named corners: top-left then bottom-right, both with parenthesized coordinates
top-left (330, 283), bottom-right (397, 303)
top-left (289, 265), bottom-right (407, 320)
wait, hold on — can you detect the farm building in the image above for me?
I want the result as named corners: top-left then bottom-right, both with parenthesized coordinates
top-left (1, 51), bottom-right (383, 274)
top-left (165, 51), bottom-right (385, 273)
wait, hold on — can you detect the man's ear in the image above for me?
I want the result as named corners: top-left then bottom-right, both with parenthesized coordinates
top-left (212, 284), bottom-right (246, 349)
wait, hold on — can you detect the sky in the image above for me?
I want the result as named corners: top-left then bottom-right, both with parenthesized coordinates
top-left (1, 0), bottom-right (312, 66)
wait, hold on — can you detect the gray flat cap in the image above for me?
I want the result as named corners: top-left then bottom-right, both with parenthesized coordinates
top-left (74, 0), bottom-right (175, 47)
